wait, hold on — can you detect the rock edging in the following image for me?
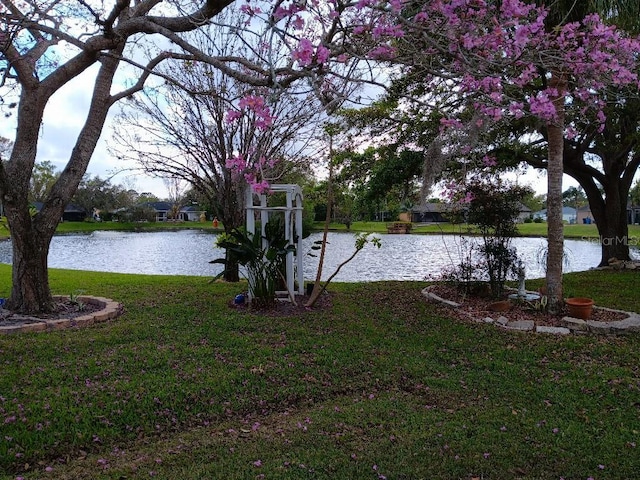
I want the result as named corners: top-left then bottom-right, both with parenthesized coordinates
top-left (422, 286), bottom-right (640, 335)
top-left (0, 296), bottom-right (124, 335)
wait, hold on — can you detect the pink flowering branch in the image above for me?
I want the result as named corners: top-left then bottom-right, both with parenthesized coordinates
top-left (225, 0), bottom-right (640, 194)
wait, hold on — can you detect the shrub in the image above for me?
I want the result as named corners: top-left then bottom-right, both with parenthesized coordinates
top-left (445, 174), bottom-right (529, 298)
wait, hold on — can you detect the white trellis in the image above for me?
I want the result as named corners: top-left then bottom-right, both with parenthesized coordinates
top-left (245, 184), bottom-right (304, 300)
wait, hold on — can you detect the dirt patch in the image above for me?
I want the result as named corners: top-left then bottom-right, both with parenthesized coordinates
top-left (228, 292), bottom-right (333, 317)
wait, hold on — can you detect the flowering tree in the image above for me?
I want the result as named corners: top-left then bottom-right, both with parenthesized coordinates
top-left (328, 0), bottom-right (640, 312)
top-left (0, 0), bottom-right (369, 313)
top-left (110, 9), bottom-right (328, 281)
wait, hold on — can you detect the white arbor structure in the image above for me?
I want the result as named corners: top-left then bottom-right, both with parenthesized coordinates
top-left (245, 184), bottom-right (304, 300)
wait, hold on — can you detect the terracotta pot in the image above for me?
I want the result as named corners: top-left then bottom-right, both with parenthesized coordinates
top-left (488, 300), bottom-right (511, 312)
top-left (565, 297), bottom-right (594, 320)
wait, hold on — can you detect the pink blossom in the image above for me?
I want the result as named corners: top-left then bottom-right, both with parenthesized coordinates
top-left (356, 0), bottom-right (376, 8)
top-left (240, 4), bottom-right (261, 16)
top-left (226, 109), bottom-right (242, 124)
top-left (414, 11), bottom-right (428, 22)
top-left (440, 118), bottom-right (463, 131)
top-left (252, 180), bottom-right (271, 194)
top-left (368, 44), bottom-right (397, 60)
top-left (226, 154), bottom-right (246, 171)
top-left (372, 22), bottom-right (404, 39)
top-left (353, 25), bottom-right (370, 35)
top-left (508, 101), bottom-right (525, 119)
top-left (292, 38), bottom-right (315, 66)
top-left (316, 45), bottom-right (330, 65)
top-left (273, 3), bottom-right (304, 21)
top-left (565, 126), bottom-right (578, 140)
top-left (273, 7), bottom-right (289, 21)
top-left (528, 91), bottom-right (557, 122)
top-left (238, 95), bottom-right (265, 110)
top-left (482, 156), bottom-right (497, 167)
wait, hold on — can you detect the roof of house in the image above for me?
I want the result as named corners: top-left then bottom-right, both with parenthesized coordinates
top-left (517, 202), bottom-right (532, 212)
top-left (139, 202), bottom-right (204, 212)
top-left (141, 201), bottom-right (174, 212)
top-left (412, 203), bottom-right (452, 213)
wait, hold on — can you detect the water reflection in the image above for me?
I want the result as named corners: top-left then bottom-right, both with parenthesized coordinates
top-left (0, 230), bottom-right (631, 281)
top-left (302, 232), bottom-right (622, 281)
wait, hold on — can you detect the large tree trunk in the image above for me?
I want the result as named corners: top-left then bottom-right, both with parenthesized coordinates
top-left (564, 150), bottom-right (639, 267)
top-left (4, 207), bottom-right (57, 312)
top-left (586, 184), bottom-right (631, 265)
top-left (545, 75), bottom-right (566, 315)
top-left (598, 211), bottom-right (631, 264)
top-left (0, 46), bottom-right (123, 314)
top-left (0, 84), bottom-right (56, 313)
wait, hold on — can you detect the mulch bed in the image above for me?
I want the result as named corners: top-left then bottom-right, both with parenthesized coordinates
top-left (428, 284), bottom-right (629, 327)
top-left (228, 292), bottom-right (333, 317)
top-left (0, 299), bottom-right (103, 326)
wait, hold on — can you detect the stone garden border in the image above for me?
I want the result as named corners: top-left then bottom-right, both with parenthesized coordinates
top-left (422, 285), bottom-right (640, 335)
top-left (0, 296), bottom-right (124, 335)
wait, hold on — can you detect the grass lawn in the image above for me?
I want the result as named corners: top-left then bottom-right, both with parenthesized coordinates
top-left (54, 220), bottom-right (218, 234)
top-left (316, 221), bottom-right (640, 241)
top-left (0, 266), bottom-right (639, 479)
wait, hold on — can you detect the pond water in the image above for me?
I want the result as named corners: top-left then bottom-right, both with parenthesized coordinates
top-left (0, 230), bottom-right (632, 281)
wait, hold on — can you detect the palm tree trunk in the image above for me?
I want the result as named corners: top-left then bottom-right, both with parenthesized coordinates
top-left (545, 74), bottom-right (567, 314)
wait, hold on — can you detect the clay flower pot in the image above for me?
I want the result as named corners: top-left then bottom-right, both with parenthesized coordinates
top-left (565, 297), bottom-right (594, 320)
top-left (488, 300), bottom-right (511, 312)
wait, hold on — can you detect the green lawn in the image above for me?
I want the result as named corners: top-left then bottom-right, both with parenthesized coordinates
top-left (55, 220), bottom-right (218, 234)
top-left (316, 220), bottom-right (640, 241)
top-left (1, 266), bottom-right (639, 479)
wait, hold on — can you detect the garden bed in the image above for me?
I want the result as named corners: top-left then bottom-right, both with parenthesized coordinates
top-left (423, 284), bottom-right (637, 334)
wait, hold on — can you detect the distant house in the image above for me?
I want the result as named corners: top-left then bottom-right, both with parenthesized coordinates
top-left (628, 204), bottom-right (640, 225)
top-left (180, 205), bottom-right (205, 222)
top-left (576, 205), bottom-right (594, 224)
top-left (532, 207), bottom-right (577, 223)
top-left (140, 202), bottom-right (206, 222)
top-left (32, 202), bottom-right (87, 222)
top-left (409, 203), bottom-right (451, 223)
top-left (516, 202), bottom-right (532, 223)
top-left (409, 201), bottom-right (531, 224)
